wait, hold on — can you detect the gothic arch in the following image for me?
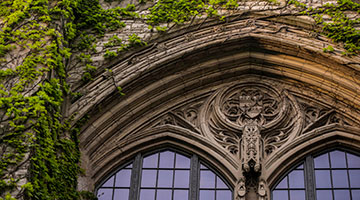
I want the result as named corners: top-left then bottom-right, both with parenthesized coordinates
top-left (91, 126), bottom-right (238, 187)
top-left (74, 14), bottom-right (360, 199)
top-left (266, 129), bottom-right (360, 188)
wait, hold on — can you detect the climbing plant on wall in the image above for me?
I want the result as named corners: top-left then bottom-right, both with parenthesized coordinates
top-left (0, 0), bottom-right (359, 199)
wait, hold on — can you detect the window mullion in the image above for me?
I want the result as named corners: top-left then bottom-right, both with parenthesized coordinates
top-left (130, 153), bottom-right (142, 200)
top-left (189, 154), bottom-right (199, 200)
top-left (305, 155), bottom-right (316, 200)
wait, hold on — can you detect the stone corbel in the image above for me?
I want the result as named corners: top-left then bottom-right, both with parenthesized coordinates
top-left (258, 179), bottom-right (268, 200)
top-left (235, 178), bottom-right (246, 200)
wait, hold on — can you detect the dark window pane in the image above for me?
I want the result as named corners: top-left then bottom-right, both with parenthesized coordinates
top-left (141, 170), bottom-right (157, 187)
top-left (349, 170), bottom-right (360, 188)
top-left (347, 153), bottom-right (360, 168)
top-left (272, 190), bottom-right (289, 200)
top-left (216, 190), bottom-right (232, 200)
top-left (97, 188), bottom-right (113, 200)
top-left (158, 170), bottom-right (173, 188)
top-left (200, 171), bottom-right (215, 188)
top-left (175, 154), bottom-right (190, 169)
top-left (174, 170), bottom-right (190, 188)
top-left (334, 190), bottom-right (350, 200)
top-left (115, 169), bottom-right (131, 187)
top-left (315, 170), bottom-right (332, 188)
top-left (199, 190), bottom-right (215, 200)
top-left (159, 151), bottom-right (174, 168)
top-left (140, 189), bottom-right (155, 200)
top-left (316, 190), bottom-right (333, 200)
top-left (156, 190), bottom-right (172, 200)
top-left (275, 177), bottom-right (288, 189)
top-left (216, 177), bottom-right (228, 189)
top-left (174, 190), bottom-right (188, 200)
top-left (332, 170), bottom-right (349, 188)
top-left (289, 170), bottom-right (304, 188)
top-left (102, 176), bottom-right (115, 187)
top-left (352, 190), bottom-right (360, 200)
top-left (330, 151), bottom-right (346, 168)
top-left (143, 154), bottom-right (158, 168)
top-left (289, 190), bottom-right (305, 200)
top-left (114, 189), bottom-right (129, 200)
top-left (315, 153), bottom-right (330, 168)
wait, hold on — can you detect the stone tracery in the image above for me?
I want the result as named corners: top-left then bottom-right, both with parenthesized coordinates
top-left (146, 80), bottom-right (360, 200)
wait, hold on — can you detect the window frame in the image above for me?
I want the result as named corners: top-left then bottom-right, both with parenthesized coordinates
top-left (271, 147), bottom-right (360, 200)
top-left (95, 147), bottom-right (233, 200)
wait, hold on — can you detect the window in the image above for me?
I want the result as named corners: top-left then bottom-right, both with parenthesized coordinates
top-left (272, 149), bottom-right (360, 200)
top-left (96, 149), bottom-right (232, 200)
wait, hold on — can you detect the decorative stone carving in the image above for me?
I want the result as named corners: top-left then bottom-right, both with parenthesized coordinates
top-left (235, 178), bottom-right (246, 200)
top-left (201, 84), bottom-right (294, 163)
top-left (258, 179), bottom-right (268, 200)
top-left (147, 82), bottom-right (359, 200)
top-left (242, 124), bottom-right (261, 172)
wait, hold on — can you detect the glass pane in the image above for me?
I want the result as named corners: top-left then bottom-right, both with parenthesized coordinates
top-left (199, 190), bottom-right (215, 200)
top-left (159, 151), bottom-right (175, 168)
top-left (102, 176), bottom-right (115, 187)
top-left (114, 189), bottom-right (129, 200)
top-left (115, 169), bottom-right (131, 187)
top-left (332, 170), bottom-right (349, 188)
top-left (200, 164), bottom-right (207, 169)
top-left (156, 190), bottom-right (172, 200)
top-left (275, 177), bottom-right (288, 189)
top-left (175, 154), bottom-right (190, 169)
top-left (315, 170), bottom-right (332, 188)
top-left (216, 190), bottom-right (232, 200)
top-left (140, 189), bottom-right (155, 200)
top-left (347, 153), bottom-right (360, 168)
top-left (289, 190), bottom-right (305, 200)
top-left (349, 170), bottom-right (360, 188)
top-left (316, 190), bottom-right (333, 200)
top-left (315, 153), bottom-right (330, 168)
top-left (297, 164), bottom-right (304, 169)
top-left (330, 151), bottom-right (346, 168)
top-left (97, 188), bottom-right (113, 200)
top-left (352, 190), bottom-right (360, 200)
top-left (174, 190), bottom-right (188, 200)
top-left (334, 190), bottom-right (350, 200)
top-left (143, 154), bottom-right (158, 168)
top-left (125, 163), bottom-right (133, 169)
top-left (272, 190), bottom-right (289, 200)
top-left (174, 170), bottom-right (190, 188)
top-left (158, 170), bottom-right (173, 187)
top-left (289, 170), bottom-right (304, 188)
top-left (200, 171), bottom-right (216, 188)
top-left (216, 177), bottom-right (228, 189)
top-left (141, 170), bottom-right (157, 187)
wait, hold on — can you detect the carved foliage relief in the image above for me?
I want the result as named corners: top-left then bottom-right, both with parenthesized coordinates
top-left (149, 82), bottom-right (359, 200)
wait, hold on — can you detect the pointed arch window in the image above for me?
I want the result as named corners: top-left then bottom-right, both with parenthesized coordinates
top-left (96, 149), bottom-right (233, 200)
top-left (272, 149), bottom-right (360, 200)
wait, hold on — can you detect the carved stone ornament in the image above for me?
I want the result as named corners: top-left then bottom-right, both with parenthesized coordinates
top-left (148, 81), bottom-right (359, 199)
top-left (200, 83), bottom-right (296, 171)
top-left (235, 178), bottom-right (246, 200)
top-left (258, 179), bottom-right (268, 200)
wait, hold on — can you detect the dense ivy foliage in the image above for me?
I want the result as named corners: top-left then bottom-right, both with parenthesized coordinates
top-left (291, 0), bottom-right (360, 54)
top-left (0, 0), bottom-right (359, 199)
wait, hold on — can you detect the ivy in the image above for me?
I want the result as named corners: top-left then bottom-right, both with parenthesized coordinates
top-left (290, 0), bottom-right (360, 54)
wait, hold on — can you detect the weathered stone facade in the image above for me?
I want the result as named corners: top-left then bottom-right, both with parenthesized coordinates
top-left (72, 0), bottom-right (360, 198)
top-left (2, 0), bottom-right (359, 199)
